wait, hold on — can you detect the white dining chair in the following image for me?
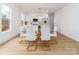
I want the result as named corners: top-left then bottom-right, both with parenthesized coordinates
top-left (41, 25), bottom-right (50, 41)
top-left (26, 25), bottom-right (37, 41)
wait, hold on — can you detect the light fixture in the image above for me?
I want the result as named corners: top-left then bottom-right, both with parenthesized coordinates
top-left (36, 8), bottom-right (49, 14)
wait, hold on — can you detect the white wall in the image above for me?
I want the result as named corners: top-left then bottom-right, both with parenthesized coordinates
top-left (0, 3), bottom-right (21, 44)
top-left (55, 3), bottom-right (79, 42)
top-left (48, 13), bottom-right (54, 33)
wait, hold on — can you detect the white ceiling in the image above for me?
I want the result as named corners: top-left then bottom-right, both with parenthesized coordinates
top-left (15, 3), bottom-right (68, 13)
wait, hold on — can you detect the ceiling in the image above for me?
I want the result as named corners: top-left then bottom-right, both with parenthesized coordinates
top-left (15, 3), bottom-right (68, 13)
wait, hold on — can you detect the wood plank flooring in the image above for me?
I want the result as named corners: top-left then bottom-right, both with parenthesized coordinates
top-left (0, 33), bottom-right (79, 55)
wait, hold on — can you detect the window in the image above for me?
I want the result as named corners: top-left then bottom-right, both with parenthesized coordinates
top-left (0, 4), bottom-right (11, 32)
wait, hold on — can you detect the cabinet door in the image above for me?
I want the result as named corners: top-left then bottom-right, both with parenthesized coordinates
top-left (41, 26), bottom-right (50, 41)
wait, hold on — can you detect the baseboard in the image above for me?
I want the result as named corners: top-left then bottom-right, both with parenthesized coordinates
top-left (50, 32), bottom-right (57, 37)
top-left (0, 34), bottom-right (20, 46)
top-left (58, 31), bottom-right (79, 42)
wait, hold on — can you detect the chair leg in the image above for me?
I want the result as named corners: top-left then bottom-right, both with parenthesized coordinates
top-left (27, 42), bottom-right (37, 51)
top-left (19, 40), bottom-right (27, 44)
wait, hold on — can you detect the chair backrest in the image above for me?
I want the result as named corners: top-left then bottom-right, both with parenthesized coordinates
top-left (26, 26), bottom-right (37, 41)
top-left (41, 25), bottom-right (50, 41)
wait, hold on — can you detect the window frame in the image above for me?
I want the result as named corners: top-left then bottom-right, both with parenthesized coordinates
top-left (0, 4), bottom-right (12, 33)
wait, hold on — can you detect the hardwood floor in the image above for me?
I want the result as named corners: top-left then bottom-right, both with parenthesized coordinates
top-left (0, 33), bottom-right (79, 55)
